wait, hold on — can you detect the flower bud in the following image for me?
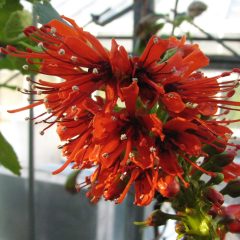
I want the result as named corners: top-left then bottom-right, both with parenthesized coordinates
top-left (221, 180), bottom-right (240, 198)
top-left (187, 1), bottom-right (207, 18)
top-left (204, 187), bottom-right (224, 207)
top-left (203, 152), bottom-right (235, 171)
top-left (228, 221), bottom-right (240, 233)
top-left (207, 173), bottom-right (224, 186)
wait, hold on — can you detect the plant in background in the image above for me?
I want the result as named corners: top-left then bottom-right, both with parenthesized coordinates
top-left (1, 12), bottom-right (240, 239)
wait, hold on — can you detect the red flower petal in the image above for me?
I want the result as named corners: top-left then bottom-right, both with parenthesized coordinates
top-left (162, 92), bottom-right (185, 113)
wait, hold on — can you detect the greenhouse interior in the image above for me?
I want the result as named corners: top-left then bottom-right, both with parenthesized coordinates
top-left (0, 0), bottom-right (240, 239)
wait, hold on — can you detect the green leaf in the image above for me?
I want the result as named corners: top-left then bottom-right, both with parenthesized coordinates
top-left (0, 132), bottom-right (21, 175)
top-left (0, 0), bottom-right (6, 8)
top-left (33, 1), bottom-right (63, 24)
top-left (159, 48), bottom-right (177, 63)
top-left (0, 0), bottom-right (23, 41)
top-left (65, 170), bottom-right (81, 194)
top-left (3, 10), bottom-right (32, 41)
top-left (0, 55), bottom-right (29, 73)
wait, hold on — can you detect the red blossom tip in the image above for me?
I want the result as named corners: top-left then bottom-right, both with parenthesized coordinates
top-left (233, 68), bottom-right (240, 73)
top-left (23, 26), bottom-right (38, 36)
top-left (6, 45), bottom-right (17, 52)
top-left (0, 47), bottom-right (8, 54)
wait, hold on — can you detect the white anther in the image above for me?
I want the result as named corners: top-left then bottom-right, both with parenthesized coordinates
top-left (120, 134), bottom-right (127, 141)
top-left (72, 85), bottom-right (79, 91)
top-left (38, 42), bottom-right (44, 48)
top-left (120, 172), bottom-right (127, 180)
top-left (102, 152), bottom-right (109, 158)
top-left (25, 117), bottom-right (30, 121)
top-left (43, 98), bottom-right (48, 103)
top-left (64, 150), bottom-right (69, 155)
top-left (150, 146), bottom-right (156, 153)
top-left (46, 108), bottom-right (52, 114)
top-left (111, 116), bottom-right (117, 121)
top-left (39, 131), bottom-right (45, 135)
top-left (62, 126), bottom-right (67, 132)
top-left (167, 93), bottom-right (175, 98)
top-left (37, 90), bottom-right (42, 95)
top-left (129, 152), bottom-right (135, 158)
top-left (71, 105), bottom-right (77, 111)
top-left (185, 102), bottom-right (198, 109)
top-left (30, 84), bottom-right (35, 90)
top-left (22, 65), bottom-right (29, 70)
top-left (50, 27), bottom-right (56, 34)
top-left (26, 77), bottom-right (31, 81)
top-left (234, 80), bottom-right (239, 88)
top-left (132, 77), bottom-right (138, 82)
top-left (126, 159), bottom-right (131, 165)
top-left (58, 48), bottom-right (65, 55)
top-left (92, 68), bottom-right (98, 74)
top-left (83, 144), bottom-right (88, 149)
top-left (225, 133), bottom-right (231, 138)
top-left (153, 37), bottom-right (159, 44)
top-left (70, 56), bottom-right (77, 62)
top-left (139, 194), bottom-right (145, 200)
top-left (74, 116), bottom-right (79, 121)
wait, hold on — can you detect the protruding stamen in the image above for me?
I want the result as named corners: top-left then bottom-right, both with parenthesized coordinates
top-left (22, 65), bottom-right (29, 70)
top-left (74, 116), bottom-right (79, 121)
top-left (25, 117), bottom-right (30, 121)
top-left (40, 131), bottom-right (45, 135)
top-left (92, 68), bottom-right (98, 74)
top-left (37, 90), bottom-right (42, 95)
top-left (70, 56), bottom-right (77, 62)
top-left (120, 134), bottom-right (127, 141)
top-left (72, 85), bottom-right (79, 91)
top-left (111, 116), bottom-right (117, 121)
top-left (43, 98), bottom-right (48, 103)
top-left (132, 77), bottom-right (138, 82)
top-left (102, 152), bottom-right (109, 158)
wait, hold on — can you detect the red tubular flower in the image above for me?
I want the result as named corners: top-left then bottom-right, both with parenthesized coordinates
top-left (156, 173), bottom-right (180, 198)
top-left (131, 35), bottom-right (240, 118)
top-left (2, 16), bottom-right (240, 208)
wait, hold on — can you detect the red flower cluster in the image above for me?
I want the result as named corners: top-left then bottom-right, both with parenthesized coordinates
top-left (2, 16), bottom-right (240, 206)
